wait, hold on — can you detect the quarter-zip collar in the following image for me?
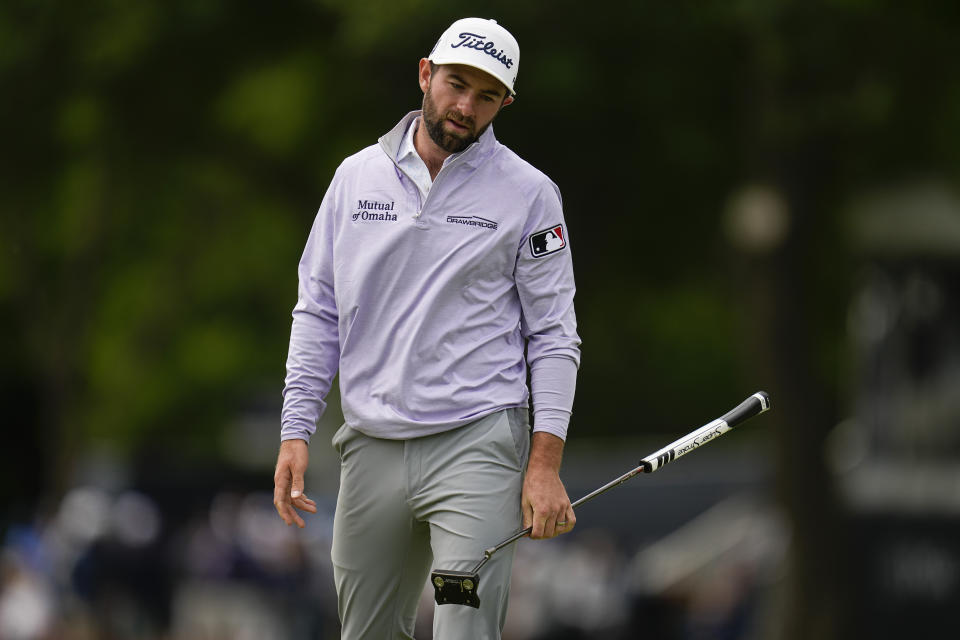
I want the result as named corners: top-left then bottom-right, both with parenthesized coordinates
top-left (397, 116), bottom-right (454, 202)
top-left (378, 110), bottom-right (498, 171)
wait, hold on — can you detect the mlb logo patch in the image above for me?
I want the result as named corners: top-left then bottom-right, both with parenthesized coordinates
top-left (529, 224), bottom-right (566, 258)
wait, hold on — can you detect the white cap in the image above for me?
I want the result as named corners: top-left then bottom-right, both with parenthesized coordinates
top-left (428, 18), bottom-right (520, 96)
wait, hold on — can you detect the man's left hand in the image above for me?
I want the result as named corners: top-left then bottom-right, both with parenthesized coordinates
top-left (522, 432), bottom-right (576, 539)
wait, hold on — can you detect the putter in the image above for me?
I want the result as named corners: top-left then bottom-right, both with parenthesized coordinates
top-left (431, 391), bottom-right (772, 608)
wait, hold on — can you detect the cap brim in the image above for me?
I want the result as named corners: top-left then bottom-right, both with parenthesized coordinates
top-left (427, 56), bottom-right (516, 97)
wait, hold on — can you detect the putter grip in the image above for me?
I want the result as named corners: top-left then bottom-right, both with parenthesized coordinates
top-left (641, 391), bottom-right (771, 472)
top-left (720, 391), bottom-right (771, 428)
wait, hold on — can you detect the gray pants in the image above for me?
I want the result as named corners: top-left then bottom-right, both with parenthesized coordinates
top-left (331, 408), bottom-right (530, 639)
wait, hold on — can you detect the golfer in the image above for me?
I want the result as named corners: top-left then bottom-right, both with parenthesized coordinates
top-left (274, 17), bottom-right (581, 639)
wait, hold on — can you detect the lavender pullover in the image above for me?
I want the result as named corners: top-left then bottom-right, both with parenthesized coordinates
top-left (281, 111), bottom-right (581, 442)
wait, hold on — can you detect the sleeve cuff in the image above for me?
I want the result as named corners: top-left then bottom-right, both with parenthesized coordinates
top-left (280, 423), bottom-right (314, 444)
top-left (531, 409), bottom-right (571, 441)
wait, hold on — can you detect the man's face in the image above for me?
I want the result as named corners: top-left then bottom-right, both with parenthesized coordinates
top-left (419, 62), bottom-right (513, 154)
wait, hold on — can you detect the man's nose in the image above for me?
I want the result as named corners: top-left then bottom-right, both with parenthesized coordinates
top-left (456, 93), bottom-right (478, 118)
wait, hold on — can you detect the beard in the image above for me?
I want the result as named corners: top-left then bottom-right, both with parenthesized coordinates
top-left (421, 85), bottom-right (491, 154)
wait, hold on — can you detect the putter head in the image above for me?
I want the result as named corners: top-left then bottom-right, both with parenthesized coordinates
top-left (431, 569), bottom-right (480, 608)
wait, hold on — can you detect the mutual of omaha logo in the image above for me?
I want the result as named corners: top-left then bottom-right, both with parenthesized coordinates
top-left (529, 224), bottom-right (566, 258)
top-left (446, 215), bottom-right (499, 231)
top-left (353, 199), bottom-right (397, 222)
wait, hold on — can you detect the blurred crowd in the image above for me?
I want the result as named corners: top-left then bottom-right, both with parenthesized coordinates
top-left (0, 480), bottom-right (786, 640)
top-left (0, 484), bottom-right (339, 639)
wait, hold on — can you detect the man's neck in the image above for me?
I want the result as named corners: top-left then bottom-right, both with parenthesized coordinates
top-left (413, 120), bottom-right (451, 181)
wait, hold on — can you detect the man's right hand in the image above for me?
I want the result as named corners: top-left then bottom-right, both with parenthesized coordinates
top-left (274, 439), bottom-right (318, 528)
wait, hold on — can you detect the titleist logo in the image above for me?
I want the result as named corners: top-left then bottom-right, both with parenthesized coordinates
top-left (450, 32), bottom-right (514, 69)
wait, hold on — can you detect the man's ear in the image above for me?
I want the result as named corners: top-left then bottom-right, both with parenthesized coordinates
top-left (418, 58), bottom-right (432, 94)
top-left (502, 95), bottom-right (514, 108)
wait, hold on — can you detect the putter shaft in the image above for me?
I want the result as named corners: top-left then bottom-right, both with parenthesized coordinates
top-left (472, 465), bottom-right (645, 573)
top-left (470, 391), bottom-right (771, 574)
